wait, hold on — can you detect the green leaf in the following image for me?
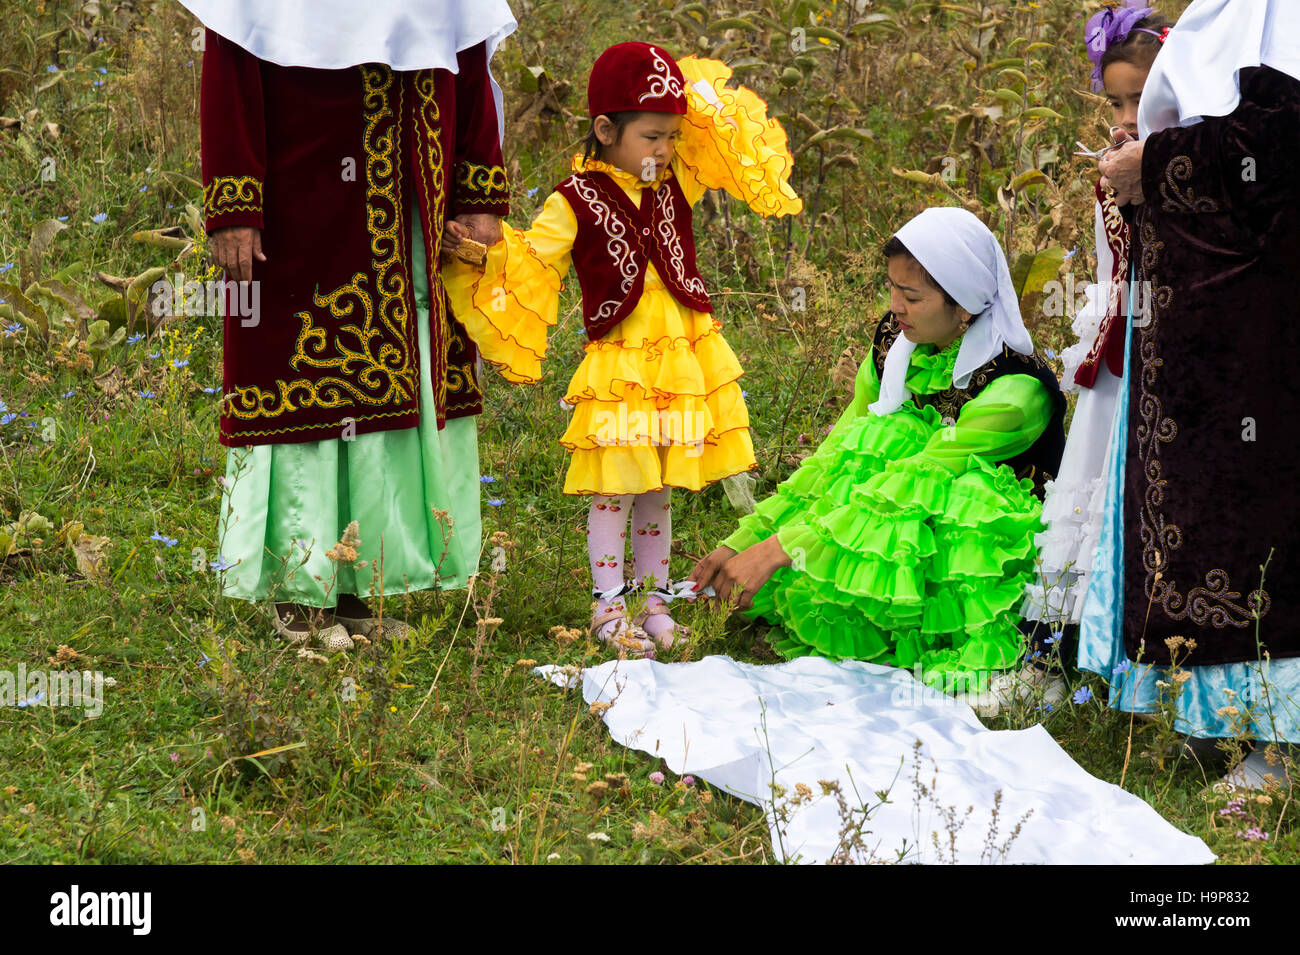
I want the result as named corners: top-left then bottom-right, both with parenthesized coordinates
top-left (0, 281), bottom-right (49, 337)
top-left (1016, 246), bottom-right (1065, 302)
top-left (707, 17), bottom-right (760, 32)
top-left (1022, 106), bottom-right (1066, 121)
top-left (1009, 168), bottom-right (1052, 191)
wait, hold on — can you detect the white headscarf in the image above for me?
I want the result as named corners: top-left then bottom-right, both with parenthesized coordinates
top-left (178, 0), bottom-right (518, 138)
top-left (1138, 0), bottom-right (1300, 137)
top-left (869, 207), bottom-right (1034, 417)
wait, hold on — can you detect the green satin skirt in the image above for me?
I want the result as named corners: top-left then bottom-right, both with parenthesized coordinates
top-left (216, 212), bottom-right (481, 606)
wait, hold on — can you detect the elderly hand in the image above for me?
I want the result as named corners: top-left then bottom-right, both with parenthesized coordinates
top-left (209, 226), bottom-right (266, 283)
top-left (688, 536), bottom-right (791, 611)
top-left (1098, 139), bottom-right (1146, 206)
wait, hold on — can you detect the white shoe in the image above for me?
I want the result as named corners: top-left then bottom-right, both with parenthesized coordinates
top-left (1217, 748), bottom-right (1294, 792)
top-left (271, 606), bottom-right (354, 652)
top-left (987, 664), bottom-right (1066, 708)
top-left (334, 612), bottom-right (412, 641)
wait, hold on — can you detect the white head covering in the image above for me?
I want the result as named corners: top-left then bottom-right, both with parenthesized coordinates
top-left (869, 207), bottom-right (1034, 417)
top-left (178, 1), bottom-right (518, 138)
top-left (1138, 0), bottom-right (1300, 137)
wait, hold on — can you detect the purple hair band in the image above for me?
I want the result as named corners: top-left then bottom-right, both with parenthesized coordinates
top-left (1085, 2), bottom-right (1156, 92)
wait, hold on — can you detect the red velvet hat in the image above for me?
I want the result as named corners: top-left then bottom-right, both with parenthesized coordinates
top-left (587, 41), bottom-right (687, 117)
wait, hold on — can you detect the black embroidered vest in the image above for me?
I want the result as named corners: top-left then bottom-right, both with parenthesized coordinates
top-left (870, 312), bottom-right (1066, 498)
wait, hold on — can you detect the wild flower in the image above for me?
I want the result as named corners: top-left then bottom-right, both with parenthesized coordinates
top-left (1072, 686), bottom-right (1093, 704)
top-left (480, 475), bottom-right (496, 483)
top-left (126, 334), bottom-right (144, 345)
top-left (1045, 630), bottom-right (1062, 645)
top-left (91, 212), bottom-right (107, 224)
top-left (326, 521), bottom-right (361, 562)
top-left (1237, 827), bottom-right (1267, 841)
top-left (1111, 659), bottom-right (1131, 677)
top-left (487, 498), bottom-right (504, 506)
top-left (649, 771), bottom-right (665, 785)
top-left (150, 531), bottom-right (178, 547)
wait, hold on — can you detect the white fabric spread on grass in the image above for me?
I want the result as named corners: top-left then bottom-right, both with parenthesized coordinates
top-left (538, 654), bottom-right (1214, 865)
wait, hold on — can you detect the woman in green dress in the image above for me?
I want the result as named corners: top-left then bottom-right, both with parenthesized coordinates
top-left (690, 207), bottom-right (1066, 695)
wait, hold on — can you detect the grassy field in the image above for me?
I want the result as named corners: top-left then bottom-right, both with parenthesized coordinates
top-left (1, 0), bottom-right (1294, 864)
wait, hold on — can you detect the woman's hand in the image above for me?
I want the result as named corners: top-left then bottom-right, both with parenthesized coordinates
top-left (689, 536), bottom-right (792, 611)
top-left (209, 226), bottom-right (266, 283)
top-left (1098, 139), bottom-right (1146, 206)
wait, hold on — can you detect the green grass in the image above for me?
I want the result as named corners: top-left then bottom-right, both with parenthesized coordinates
top-left (2, 0), bottom-right (1294, 865)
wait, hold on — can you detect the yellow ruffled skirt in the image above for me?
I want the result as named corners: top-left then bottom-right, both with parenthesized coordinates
top-left (561, 274), bottom-right (755, 496)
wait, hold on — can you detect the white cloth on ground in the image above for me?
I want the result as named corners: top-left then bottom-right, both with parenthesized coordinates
top-left (538, 654), bottom-right (1215, 864)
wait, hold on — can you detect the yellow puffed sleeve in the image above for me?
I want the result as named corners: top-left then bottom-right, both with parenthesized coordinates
top-left (441, 190), bottom-right (573, 384)
top-left (673, 56), bottom-right (803, 218)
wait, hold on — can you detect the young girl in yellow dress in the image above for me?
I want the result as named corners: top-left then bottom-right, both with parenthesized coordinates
top-left (443, 41), bottom-right (801, 652)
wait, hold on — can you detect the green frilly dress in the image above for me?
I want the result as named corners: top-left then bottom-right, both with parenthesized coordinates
top-left (722, 337), bottom-right (1055, 691)
top-left (216, 211), bottom-right (482, 606)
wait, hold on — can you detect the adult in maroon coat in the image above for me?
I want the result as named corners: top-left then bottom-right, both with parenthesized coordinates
top-left (182, 1), bottom-right (517, 648)
top-left (1096, 0), bottom-right (1300, 786)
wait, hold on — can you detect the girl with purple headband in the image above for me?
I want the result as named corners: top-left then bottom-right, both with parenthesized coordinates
top-left (1010, 2), bottom-right (1170, 705)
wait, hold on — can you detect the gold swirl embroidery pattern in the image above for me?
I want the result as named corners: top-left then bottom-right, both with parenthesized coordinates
top-left (1134, 208), bottom-right (1269, 628)
top-left (204, 175), bottom-right (263, 220)
top-left (225, 66), bottom-right (416, 431)
top-left (456, 162), bottom-right (509, 204)
top-left (1159, 155), bottom-right (1221, 214)
top-left (414, 70), bottom-right (450, 410)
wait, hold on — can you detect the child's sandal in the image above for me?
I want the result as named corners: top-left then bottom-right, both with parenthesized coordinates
top-left (635, 603), bottom-right (690, 649)
top-left (590, 607), bottom-right (655, 657)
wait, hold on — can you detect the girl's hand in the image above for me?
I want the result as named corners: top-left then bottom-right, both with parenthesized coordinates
top-left (453, 213), bottom-right (503, 247)
top-left (442, 218), bottom-right (469, 252)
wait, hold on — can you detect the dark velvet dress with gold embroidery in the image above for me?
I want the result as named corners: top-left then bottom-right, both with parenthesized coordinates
top-left (1124, 66), bottom-right (1300, 667)
top-left (200, 30), bottom-right (511, 446)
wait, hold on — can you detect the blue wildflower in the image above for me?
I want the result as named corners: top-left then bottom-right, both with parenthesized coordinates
top-left (1072, 686), bottom-right (1094, 705)
top-left (150, 531), bottom-right (178, 547)
top-left (209, 554), bottom-right (234, 572)
top-left (127, 333), bottom-right (144, 344)
top-left (1044, 347), bottom-right (1057, 360)
top-left (202, 386), bottom-right (219, 394)
top-left (0, 413), bottom-right (16, 426)
top-left (98, 67), bottom-right (108, 75)
top-left (480, 475), bottom-right (496, 484)
top-left (741, 390), bottom-right (749, 398)
top-left (147, 351), bottom-right (160, 359)
top-left (61, 389), bottom-right (75, 398)
top-left (57, 216), bottom-right (68, 222)
top-left (197, 653), bottom-right (211, 668)
top-left (1029, 649), bottom-right (1043, 660)
top-left (2, 324), bottom-right (20, 338)
top-left (47, 65), bottom-right (58, 73)
top-left (527, 186), bottom-right (539, 197)
top-left (93, 80), bottom-right (104, 88)
top-left (1111, 659), bottom-right (1132, 678)
top-left (91, 212), bottom-right (107, 223)
top-left (487, 498), bottom-right (505, 506)
top-left (139, 186), bottom-right (148, 193)
top-left (1036, 703), bottom-right (1054, 713)
top-left (17, 690), bottom-right (46, 708)
top-left (0, 263), bottom-right (12, 273)
top-left (138, 389), bottom-right (155, 399)
top-left (172, 359), bottom-right (189, 369)
top-left (1045, 630), bottom-right (1062, 645)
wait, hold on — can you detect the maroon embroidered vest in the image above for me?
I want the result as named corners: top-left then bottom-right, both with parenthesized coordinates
top-left (554, 170), bottom-right (712, 342)
top-left (1074, 183), bottom-right (1129, 388)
